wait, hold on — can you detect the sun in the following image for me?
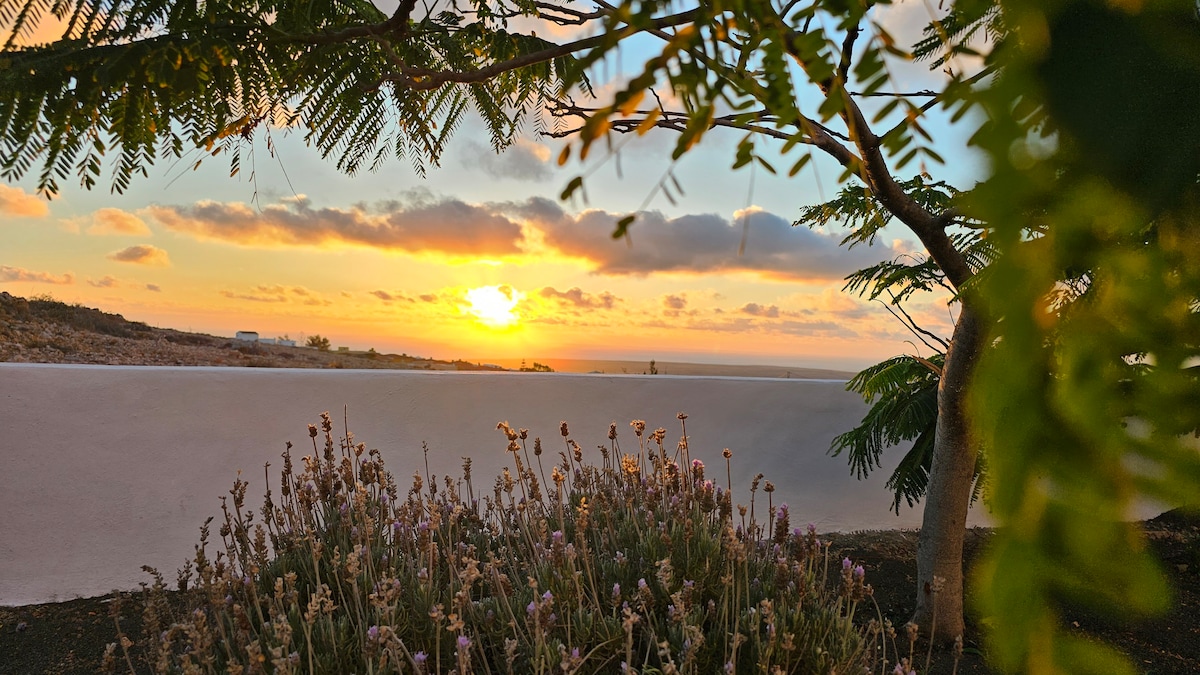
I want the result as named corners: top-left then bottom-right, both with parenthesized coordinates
top-left (465, 285), bottom-right (522, 328)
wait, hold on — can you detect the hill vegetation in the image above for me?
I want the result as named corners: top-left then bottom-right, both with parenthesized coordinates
top-left (0, 292), bottom-right (487, 370)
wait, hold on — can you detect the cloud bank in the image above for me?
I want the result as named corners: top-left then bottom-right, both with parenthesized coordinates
top-left (143, 192), bottom-right (899, 282)
top-left (513, 198), bottom-right (898, 281)
top-left (147, 195), bottom-right (526, 257)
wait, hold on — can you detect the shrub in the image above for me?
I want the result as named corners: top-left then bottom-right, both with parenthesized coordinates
top-left (26, 295), bottom-right (150, 338)
top-left (109, 414), bottom-right (880, 674)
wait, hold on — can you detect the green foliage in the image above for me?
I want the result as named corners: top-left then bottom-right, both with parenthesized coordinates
top-left (114, 414), bottom-right (877, 674)
top-left (305, 334), bottom-right (331, 351)
top-left (836, 354), bottom-right (964, 515)
top-left (796, 177), bottom-right (972, 251)
top-left (962, 1), bottom-right (1200, 672)
top-left (0, 0), bottom-right (576, 195)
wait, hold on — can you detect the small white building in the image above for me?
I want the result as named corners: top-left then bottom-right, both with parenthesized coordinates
top-left (258, 338), bottom-right (277, 345)
top-left (234, 331), bottom-right (259, 342)
top-left (277, 338), bottom-right (296, 347)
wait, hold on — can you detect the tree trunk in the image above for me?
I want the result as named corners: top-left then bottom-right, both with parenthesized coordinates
top-left (912, 301), bottom-right (984, 641)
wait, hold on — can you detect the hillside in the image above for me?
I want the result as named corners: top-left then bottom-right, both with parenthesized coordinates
top-left (0, 292), bottom-right (487, 370)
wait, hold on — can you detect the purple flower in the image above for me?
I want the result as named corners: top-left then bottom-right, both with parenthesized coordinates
top-left (638, 578), bottom-right (648, 590)
top-left (542, 590), bottom-right (554, 602)
top-left (367, 625), bottom-right (379, 641)
top-left (854, 565), bottom-right (865, 579)
top-left (807, 523), bottom-right (817, 535)
top-left (414, 651), bottom-right (428, 664)
top-left (527, 601), bottom-right (537, 615)
top-left (457, 635), bottom-right (471, 650)
top-left (552, 530), bottom-right (564, 544)
top-left (842, 557), bottom-right (852, 570)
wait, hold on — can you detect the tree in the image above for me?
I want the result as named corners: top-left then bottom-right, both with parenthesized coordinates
top-left (6, 4), bottom-right (1194, 661)
top-left (807, 178), bottom-right (994, 517)
top-left (0, 0), bottom-right (994, 639)
top-left (306, 334), bottom-right (331, 351)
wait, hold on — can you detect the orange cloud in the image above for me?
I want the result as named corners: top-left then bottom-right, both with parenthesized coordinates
top-left (87, 208), bottom-right (152, 236)
top-left (370, 290), bottom-right (417, 303)
top-left (538, 286), bottom-right (619, 310)
top-left (0, 185), bottom-right (49, 217)
top-left (108, 244), bottom-right (171, 266)
top-left (146, 195), bottom-right (526, 256)
top-left (0, 265), bottom-right (73, 284)
top-left (220, 285), bottom-right (331, 306)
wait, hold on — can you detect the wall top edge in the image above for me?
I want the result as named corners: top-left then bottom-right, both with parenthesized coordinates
top-left (0, 362), bottom-right (851, 384)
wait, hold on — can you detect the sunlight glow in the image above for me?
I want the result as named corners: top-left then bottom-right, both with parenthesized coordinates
top-left (465, 285), bottom-right (522, 328)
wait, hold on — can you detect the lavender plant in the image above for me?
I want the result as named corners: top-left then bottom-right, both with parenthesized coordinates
top-left (107, 412), bottom-right (887, 674)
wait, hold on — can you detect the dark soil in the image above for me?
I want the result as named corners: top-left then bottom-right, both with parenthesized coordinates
top-left (2, 513), bottom-right (1196, 674)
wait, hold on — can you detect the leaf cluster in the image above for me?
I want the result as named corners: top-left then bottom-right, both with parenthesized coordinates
top-left (0, 0), bottom-right (574, 195)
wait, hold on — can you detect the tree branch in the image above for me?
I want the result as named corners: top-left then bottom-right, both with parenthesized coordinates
top-left (883, 292), bottom-right (951, 352)
top-left (850, 89), bottom-right (939, 98)
top-left (533, 2), bottom-right (607, 26)
top-left (370, 8), bottom-right (701, 91)
top-left (838, 21), bottom-right (861, 85)
top-left (295, 0), bottom-right (417, 45)
top-left (880, 65), bottom-right (996, 140)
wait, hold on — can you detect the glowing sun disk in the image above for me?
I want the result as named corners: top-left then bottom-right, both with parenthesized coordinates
top-left (466, 285), bottom-right (521, 327)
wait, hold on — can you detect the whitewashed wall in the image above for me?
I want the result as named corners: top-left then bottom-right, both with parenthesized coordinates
top-left (0, 364), bottom-right (989, 605)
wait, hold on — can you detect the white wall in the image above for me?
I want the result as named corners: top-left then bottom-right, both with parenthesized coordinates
top-left (0, 364), bottom-right (988, 605)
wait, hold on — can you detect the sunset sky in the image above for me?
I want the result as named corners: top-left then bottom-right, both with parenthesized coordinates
top-left (0, 2), bottom-right (985, 371)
